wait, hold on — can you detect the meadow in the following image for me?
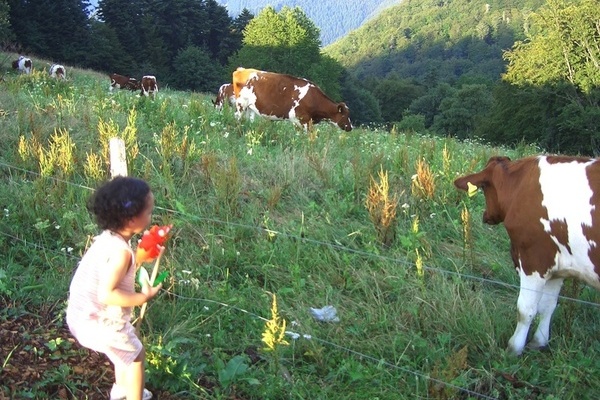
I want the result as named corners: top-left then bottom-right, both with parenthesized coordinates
top-left (1, 52), bottom-right (599, 399)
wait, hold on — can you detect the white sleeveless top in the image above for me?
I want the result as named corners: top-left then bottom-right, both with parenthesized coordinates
top-left (66, 230), bottom-right (136, 331)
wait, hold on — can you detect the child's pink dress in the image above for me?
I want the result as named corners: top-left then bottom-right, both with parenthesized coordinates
top-left (67, 230), bottom-right (141, 366)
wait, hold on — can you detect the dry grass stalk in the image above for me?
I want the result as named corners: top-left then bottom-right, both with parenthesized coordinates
top-left (461, 205), bottom-right (472, 262)
top-left (365, 166), bottom-right (398, 247)
top-left (411, 158), bottom-right (436, 200)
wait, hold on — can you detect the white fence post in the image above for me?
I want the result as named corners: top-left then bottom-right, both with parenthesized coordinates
top-left (109, 138), bottom-right (128, 178)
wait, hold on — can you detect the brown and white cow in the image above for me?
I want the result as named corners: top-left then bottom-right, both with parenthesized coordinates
top-left (232, 67), bottom-right (352, 131)
top-left (455, 155), bottom-right (600, 356)
top-left (109, 73), bottom-right (139, 92)
top-left (140, 75), bottom-right (158, 99)
top-left (213, 83), bottom-right (235, 109)
top-left (49, 64), bottom-right (66, 79)
top-left (12, 56), bottom-right (32, 74)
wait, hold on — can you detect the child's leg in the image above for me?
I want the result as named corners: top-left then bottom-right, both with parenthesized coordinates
top-left (114, 347), bottom-right (145, 400)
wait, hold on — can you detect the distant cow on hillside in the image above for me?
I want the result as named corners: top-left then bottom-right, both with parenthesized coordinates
top-left (49, 64), bottom-right (66, 79)
top-left (12, 56), bottom-right (32, 74)
top-left (232, 67), bottom-right (352, 131)
top-left (109, 73), bottom-right (139, 92)
top-left (140, 75), bottom-right (158, 99)
top-left (213, 83), bottom-right (235, 109)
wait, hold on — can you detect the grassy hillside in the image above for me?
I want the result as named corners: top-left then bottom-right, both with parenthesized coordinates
top-left (2, 53), bottom-right (600, 399)
top-left (325, 0), bottom-right (547, 82)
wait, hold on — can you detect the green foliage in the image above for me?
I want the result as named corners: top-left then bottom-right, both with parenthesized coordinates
top-left (372, 77), bottom-right (426, 123)
top-left (504, 0), bottom-right (600, 94)
top-left (171, 46), bottom-right (225, 92)
top-left (489, 0), bottom-right (600, 155)
top-left (230, 6), bottom-right (320, 74)
top-left (433, 84), bottom-right (493, 139)
top-left (0, 0), bottom-right (13, 44)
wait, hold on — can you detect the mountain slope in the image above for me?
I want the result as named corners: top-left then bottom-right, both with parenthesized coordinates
top-left (215, 0), bottom-right (400, 45)
top-left (324, 0), bottom-right (547, 82)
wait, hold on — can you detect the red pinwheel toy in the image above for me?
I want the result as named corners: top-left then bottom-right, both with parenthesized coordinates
top-left (137, 224), bottom-right (172, 262)
top-left (136, 224), bottom-right (172, 333)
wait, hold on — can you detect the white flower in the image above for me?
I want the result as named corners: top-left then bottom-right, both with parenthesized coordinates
top-left (286, 331), bottom-right (300, 340)
top-left (55, 225), bottom-right (60, 229)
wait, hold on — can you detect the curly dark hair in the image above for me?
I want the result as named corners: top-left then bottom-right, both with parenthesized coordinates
top-left (87, 176), bottom-right (151, 231)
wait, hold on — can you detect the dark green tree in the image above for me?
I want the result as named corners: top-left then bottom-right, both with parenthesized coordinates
top-left (229, 6), bottom-right (321, 78)
top-left (432, 84), bottom-right (493, 139)
top-left (204, 0), bottom-right (232, 63)
top-left (372, 78), bottom-right (425, 123)
top-left (171, 45), bottom-right (224, 92)
top-left (85, 19), bottom-right (135, 74)
top-left (97, 0), bottom-right (145, 68)
top-left (0, 0), bottom-right (13, 44)
top-left (340, 72), bottom-right (382, 125)
top-left (495, 0), bottom-right (600, 155)
top-left (9, 0), bottom-right (91, 63)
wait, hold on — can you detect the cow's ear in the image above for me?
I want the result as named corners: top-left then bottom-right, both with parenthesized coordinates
top-left (337, 103), bottom-right (346, 113)
top-left (454, 172), bottom-right (487, 191)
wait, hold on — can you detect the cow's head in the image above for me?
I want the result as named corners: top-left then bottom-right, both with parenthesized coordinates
top-left (334, 102), bottom-right (352, 131)
top-left (454, 156), bottom-right (512, 225)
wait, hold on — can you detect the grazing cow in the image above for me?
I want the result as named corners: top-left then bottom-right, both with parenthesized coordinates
top-left (109, 73), bottom-right (139, 92)
top-left (12, 56), bottom-right (32, 74)
top-left (232, 67), bottom-right (353, 131)
top-left (455, 155), bottom-right (600, 356)
top-left (140, 75), bottom-right (158, 99)
top-left (213, 83), bottom-right (235, 109)
top-left (49, 64), bottom-right (66, 79)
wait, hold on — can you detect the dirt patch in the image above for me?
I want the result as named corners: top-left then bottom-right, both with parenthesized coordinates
top-left (0, 302), bottom-right (181, 400)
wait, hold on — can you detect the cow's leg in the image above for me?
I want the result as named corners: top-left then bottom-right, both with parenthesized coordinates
top-left (528, 278), bottom-right (563, 350)
top-left (234, 100), bottom-right (245, 120)
top-left (507, 269), bottom-right (545, 356)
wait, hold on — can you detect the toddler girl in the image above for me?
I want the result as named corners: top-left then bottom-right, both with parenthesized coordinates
top-left (67, 177), bottom-right (162, 400)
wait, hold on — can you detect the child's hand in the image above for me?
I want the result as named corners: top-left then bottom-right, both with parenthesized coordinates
top-left (141, 278), bottom-right (162, 300)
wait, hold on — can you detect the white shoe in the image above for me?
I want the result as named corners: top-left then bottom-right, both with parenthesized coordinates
top-left (109, 383), bottom-right (153, 400)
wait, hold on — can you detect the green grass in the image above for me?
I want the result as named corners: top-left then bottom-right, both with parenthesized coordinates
top-left (1, 51), bottom-right (599, 399)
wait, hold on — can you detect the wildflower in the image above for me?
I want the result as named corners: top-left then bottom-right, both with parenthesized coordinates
top-left (262, 293), bottom-right (289, 351)
top-left (415, 248), bottom-right (424, 278)
top-left (286, 331), bottom-right (300, 340)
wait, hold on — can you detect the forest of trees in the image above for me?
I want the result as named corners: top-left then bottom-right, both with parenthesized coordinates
top-left (1, 0), bottom-right (599, 156)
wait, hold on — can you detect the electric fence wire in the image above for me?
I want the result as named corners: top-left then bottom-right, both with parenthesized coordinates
top-left (1, 160), bottom-right (599, 399)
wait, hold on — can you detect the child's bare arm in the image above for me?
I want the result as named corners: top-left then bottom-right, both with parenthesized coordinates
top-left (98, 249), bottom-right (161, 307)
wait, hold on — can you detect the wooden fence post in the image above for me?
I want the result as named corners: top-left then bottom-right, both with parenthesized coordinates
top-left (109, 137), bottom-right (127, 178)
